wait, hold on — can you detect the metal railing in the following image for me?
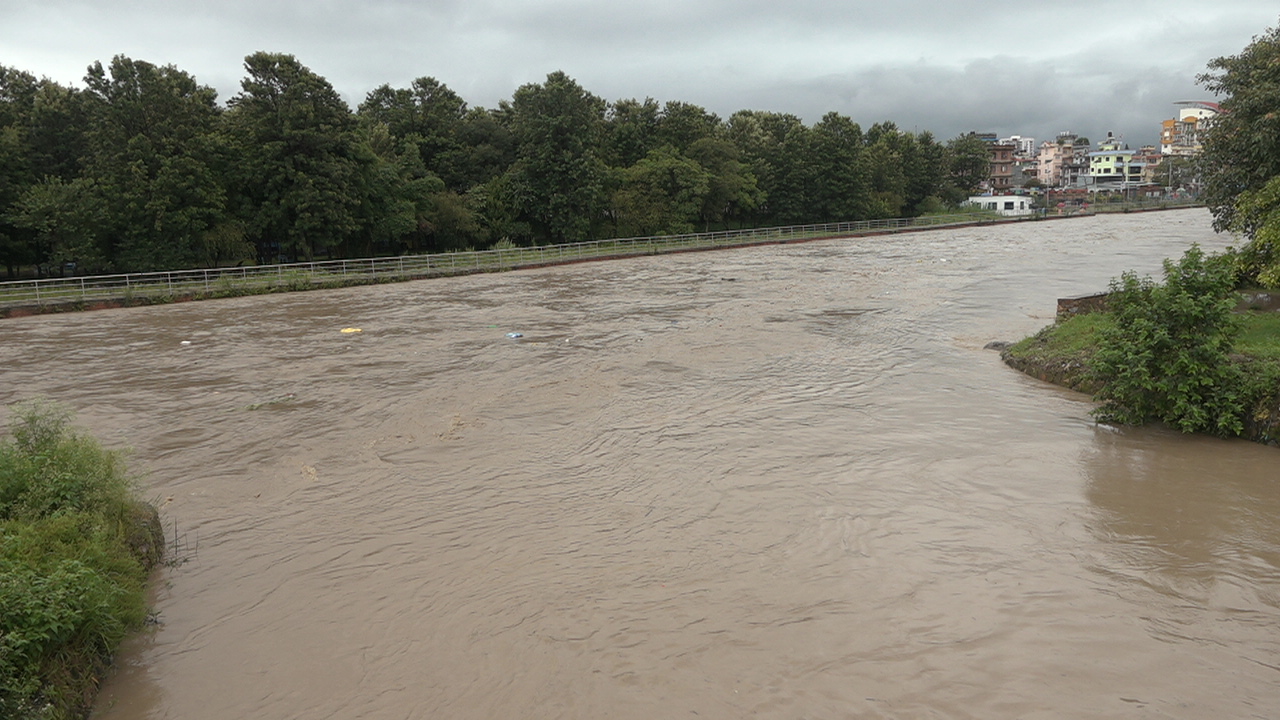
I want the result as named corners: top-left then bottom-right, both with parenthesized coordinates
top-left (0, 205), bottom-right (1195, 311)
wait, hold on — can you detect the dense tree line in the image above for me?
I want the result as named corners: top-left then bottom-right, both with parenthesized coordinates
top-left (0, 53), bottom-right (992, 277)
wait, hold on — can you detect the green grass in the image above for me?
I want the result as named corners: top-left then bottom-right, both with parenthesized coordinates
top-left (0, 401), bottom-right (161, 720)
top-left (1009, 309), bottom-right (1280, 365)
top-left (1235, 312), bottom-right (1280, 361)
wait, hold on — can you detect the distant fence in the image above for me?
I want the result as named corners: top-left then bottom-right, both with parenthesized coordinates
top-left (0, 203), bottom-right (1200, 313)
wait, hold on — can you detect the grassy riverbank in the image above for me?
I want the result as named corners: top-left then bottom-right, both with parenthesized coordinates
top-left (0, 402), bottom-right (163, 720)
top-left (1004, 309), bottom-right (1280, 444)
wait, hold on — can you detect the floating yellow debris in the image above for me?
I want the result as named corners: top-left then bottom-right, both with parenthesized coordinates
top-left (340, 328), bottom-right (362, 334)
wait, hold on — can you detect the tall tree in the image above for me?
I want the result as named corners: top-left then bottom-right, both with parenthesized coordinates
top-left (905, 131), bottom-right (948, 214)
top-left (603, 97), bottom-right (660, 168)
top-left (945, 132), bottom-right (991, 201)
top-left (451, 107), bottom-right (517, 190)
top-left (611, 146), bottom-right (710, 236)
top-left (225, 52), bottom-right (365, 261)
top-left (81, 56), bottom-right (229, 270)
top-left (727, 110), bottom-right (812, 225)
top-left (0, 68), bottom-right (89, 275)
top-left (505, 71), bottom-right (607, 243)
top-left (686, 137), bottom-right (762, 230)
top-left (809, 112), bottom-right (871, 222)
top-left (655, 101), bottom-right (721, 153)
top-left (358, 77), bottom-right (470, 189)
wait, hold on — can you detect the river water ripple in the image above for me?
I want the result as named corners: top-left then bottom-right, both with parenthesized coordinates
top-left (3, 209), bottom-right (1277, 719)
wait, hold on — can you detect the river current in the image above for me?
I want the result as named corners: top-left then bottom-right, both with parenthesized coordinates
top-left (2, 209), bottom-right (1277, 719)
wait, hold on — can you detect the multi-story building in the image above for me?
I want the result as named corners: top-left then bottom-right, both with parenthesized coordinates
top-left (999, 135), bottom-right (1037, 159)
top-left (1036, 132), bottom-right (1089, 187)
top-left (988, 141), bottom-right (1016, 192)
top-left (1132, 146), bottom-right (1164, 184)
top-left (1087, 133), bottom-right (1143, 188)
top-left (1160, 101), bottom-right (1219, 156)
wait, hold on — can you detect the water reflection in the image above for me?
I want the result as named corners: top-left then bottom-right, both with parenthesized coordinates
top-left (1082, 424), bottom-right (1280, 622)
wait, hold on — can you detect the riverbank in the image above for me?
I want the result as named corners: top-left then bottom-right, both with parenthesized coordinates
top-left (0, 402), bottom-right (164, 720)
top-left (1001, 310), bottom-right (1280, 446)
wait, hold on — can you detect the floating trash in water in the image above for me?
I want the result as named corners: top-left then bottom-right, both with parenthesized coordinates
top-left (506, 332), bottom-right (523, 339)
top-left (340, 328), bottom-right (362, 334)
top-left (180, 340), bottom-right (192, 346)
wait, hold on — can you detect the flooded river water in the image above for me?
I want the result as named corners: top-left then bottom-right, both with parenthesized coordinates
top-left (3, 209), bottom-right (1278, 719)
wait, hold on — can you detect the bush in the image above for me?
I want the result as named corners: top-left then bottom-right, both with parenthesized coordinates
top-left (1090, 245), bottom-right (1247, 435)
top-left (0, 401), bottom-right (154, 720)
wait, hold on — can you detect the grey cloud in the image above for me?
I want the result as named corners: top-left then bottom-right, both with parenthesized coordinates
top-left (0, 0), bottom-right (1275, 147)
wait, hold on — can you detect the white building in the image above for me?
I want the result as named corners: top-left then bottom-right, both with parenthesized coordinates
top-left (967, 195), bottom-right (1035, 217)
top-left (1000, 135), bottom-right (1037, 158)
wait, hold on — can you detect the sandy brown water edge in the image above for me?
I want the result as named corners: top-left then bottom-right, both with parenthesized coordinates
top-left (3, 208), bottom-right (1277, 720)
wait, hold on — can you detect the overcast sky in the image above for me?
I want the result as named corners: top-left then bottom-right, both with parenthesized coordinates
top-left (3, 1), bottom-right (1276, 148)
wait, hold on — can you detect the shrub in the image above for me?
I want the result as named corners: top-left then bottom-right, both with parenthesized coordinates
top-left (1090, 245), bottom-right (1247, 436)
top-left (0, 401), bottom-right (153, 720)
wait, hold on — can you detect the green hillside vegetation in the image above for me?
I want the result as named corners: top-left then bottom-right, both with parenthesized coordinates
top-left (0, 402), bottom-right (162, 720)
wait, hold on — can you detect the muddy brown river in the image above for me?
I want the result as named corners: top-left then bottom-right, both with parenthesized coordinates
top-left (3, 209), bottom-right (1278, 719)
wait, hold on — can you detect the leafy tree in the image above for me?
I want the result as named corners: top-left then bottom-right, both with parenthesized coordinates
top-left (806, 113), bottom-right (870, 222)
top-left (1199, 21), bottom-right (1280, 236)
top-left (945, 132), bottom-right (990, 200)
top-left (0, 68), bottom-right (89, 276)
top-left (1197, 19), bottom-right (1280, 290)
top-left (865, 122), bottom-right (909, 218)
top-left (655, 101), bottom-right (721, 153)
top-left (905, 131), bottom-right (948, 213)
top-left (1091, 245), bottom-right (1246, 436)
top-left (357, 77), bottom-right (471, 189)
top-left (451, 107), bottom-right (516, 190)
top-left (5, 177), bottom-right (106, 274)
top-left (726, 111), bottom-right (813, 225)
top-left (225, 52), bottom-right (366, 261)
top-left (79, 56), bottom-right (228, 271)
top-left (686, 137), bottom-right (762, 230)
top-left (1227, 176), bottom-right (1280, 287)
top-left (505, 71), bottom-right (608, 243)
top-left (611, 146), bottom-right (710, 236)
top-left (603, 97), bottom-right (660, 168)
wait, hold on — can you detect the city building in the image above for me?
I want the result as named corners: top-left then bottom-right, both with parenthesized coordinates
top-left (1036, 132), bottom-right (1089, 188)
top-left (1160, 101), bottom-right (1219, 156)
top-left (1087, 132), bottom-right (1143, 188)
top-left (989, 141), bottom-right (1016, 192)
top-left (999, 135), bottom-right (1037, 159)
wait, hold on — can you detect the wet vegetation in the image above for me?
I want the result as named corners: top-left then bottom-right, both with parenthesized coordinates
top-left (0, 53), bottom-right (1000, 279)
top-left (1004, 246), bottom-right (1280, 443)
top-left (0, 401), bottom-right (162, 720)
